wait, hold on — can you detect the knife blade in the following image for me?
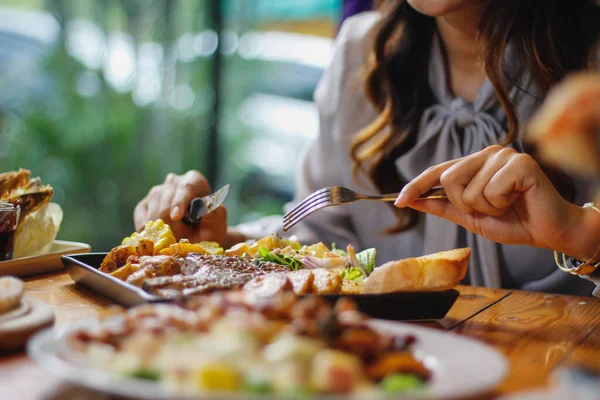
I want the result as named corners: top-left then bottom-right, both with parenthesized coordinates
top-left (182, 184), bottom-right (230, 225)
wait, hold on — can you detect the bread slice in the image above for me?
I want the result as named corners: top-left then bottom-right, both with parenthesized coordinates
top-left (0, 169), bottom-right (30, 197)
top-left (361, 248), bottom-right (470, 293)
top-left (2, 185), bottom-right (54, 221)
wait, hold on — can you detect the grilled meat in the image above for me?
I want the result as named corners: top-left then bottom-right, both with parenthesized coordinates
top-left (243, 268), bottom-right (342, 296)
top-left (242, 273), bottom-right (293, 298)
top-left (106, 251), bottom-right (354, 298)
top-left (126, 255), bottom-right (182, 287)
top-left (311, 269), bottom-right (342, 294)
top-left (341, 279), bottom-right (363, 295)
top-left (141, 254), bottom-right (288, 297)
top-left (287, 269), bottom-right (314, 294)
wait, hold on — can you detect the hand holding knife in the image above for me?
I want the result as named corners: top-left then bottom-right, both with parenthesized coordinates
top-left (182, 184), bottom-right (230, 226)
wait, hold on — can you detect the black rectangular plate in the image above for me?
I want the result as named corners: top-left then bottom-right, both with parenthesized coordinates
top-left (62, 253), bottom-right (460, 320)
top-left (62, 253), bottom-right (160, 306)
top-left (313, 291), bottom-right (459, 321)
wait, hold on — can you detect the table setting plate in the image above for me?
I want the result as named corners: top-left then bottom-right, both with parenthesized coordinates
top-left (0, 294), bottom-right (54, 351)
top-left (27, 317), bottom-right (508, 400)
top-left (0, 240), bottom-right (91, 278)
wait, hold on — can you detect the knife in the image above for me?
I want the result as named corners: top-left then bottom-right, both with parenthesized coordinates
top-left (182, 184), bottom-right (230, 225)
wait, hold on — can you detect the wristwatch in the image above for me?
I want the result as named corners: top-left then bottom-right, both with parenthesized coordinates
top-left (556, 253), bottom-right (599, 276)
top-left (554, 202), bottom-right (600, 276)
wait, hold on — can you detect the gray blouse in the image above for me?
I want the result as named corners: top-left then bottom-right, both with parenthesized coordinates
top-left (236, 12), bottom-right (597, 296)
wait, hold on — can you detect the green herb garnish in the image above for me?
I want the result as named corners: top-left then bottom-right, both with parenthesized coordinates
top-left (244, 380), bottom-right (271, 394)
top-left (129, 369), bottom-right (161, 381)
top-left (380, 373), bottom-right (424, 393)
top-left (256, 246), bottom-right (303, 271)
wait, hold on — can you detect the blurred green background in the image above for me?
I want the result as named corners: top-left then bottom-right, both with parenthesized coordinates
top-left (0, 0), bottom-right (341, 250)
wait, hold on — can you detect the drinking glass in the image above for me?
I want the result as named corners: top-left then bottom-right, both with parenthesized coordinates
top-left (0, 202), bottom-right (20, 261)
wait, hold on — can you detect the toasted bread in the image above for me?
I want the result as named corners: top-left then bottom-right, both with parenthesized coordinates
top-left (0, 169), bottom-right (30, 197)
top-left (0, 168), bottom-right (54, 221)
top-left (2, 185), bottom-right (54, 221)
top-left (361, 248), bottom-right (470, 293)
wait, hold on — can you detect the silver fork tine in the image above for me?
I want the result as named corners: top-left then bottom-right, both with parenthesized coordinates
top-left (283, 199), bottom-right (330, 227)
top-left (284, 187), bottom-right (330, 217)
top-left (282, 185), bottom-right (449, 232)
top-left (283, 201), bottom-right (333, 231)
top-left (284, 192), bottom-right (331, 221)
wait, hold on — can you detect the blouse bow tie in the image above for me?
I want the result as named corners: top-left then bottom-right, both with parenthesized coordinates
top-left (391, 33), bottom-right (532, 289)
top-left (396, 96), bottom-right (507, 184)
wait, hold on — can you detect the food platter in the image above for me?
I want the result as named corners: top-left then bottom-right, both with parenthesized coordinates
top-left (0, 240), bottom-right (91, 278)
top-left (62, 252), bottom-right (460, 320)
top-left (28, 316), bottom-right (507, 400)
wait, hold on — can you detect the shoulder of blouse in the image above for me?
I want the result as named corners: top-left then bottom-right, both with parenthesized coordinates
top-left (337, 11), bottom-right (381, 50)
top-left (313, 11), bottom-right (381, 113)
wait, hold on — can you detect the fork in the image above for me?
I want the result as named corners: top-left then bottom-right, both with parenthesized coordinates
top-left (282, 186), bottom-right (447, 232)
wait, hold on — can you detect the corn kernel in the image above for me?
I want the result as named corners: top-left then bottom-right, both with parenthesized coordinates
top-left (194, 363), bottom-right (240, 391)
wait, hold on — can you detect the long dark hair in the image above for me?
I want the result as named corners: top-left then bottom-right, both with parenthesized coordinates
top-left (351, 0), bottom-right (600, 232)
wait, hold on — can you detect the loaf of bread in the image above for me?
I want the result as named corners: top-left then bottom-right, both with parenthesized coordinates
top-left (361, 248), bottom-right (470, 293)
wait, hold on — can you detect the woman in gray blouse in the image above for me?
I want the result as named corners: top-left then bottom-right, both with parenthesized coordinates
top-left (134, 1), bottom-right (600, 295)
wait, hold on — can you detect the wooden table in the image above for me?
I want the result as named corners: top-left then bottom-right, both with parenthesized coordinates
top-left (1, 271), bottom-right (599, 400)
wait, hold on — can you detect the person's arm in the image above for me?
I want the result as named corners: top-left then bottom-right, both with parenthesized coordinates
top-left (134, 13), bottom-right (378, 249)
top-left (556, 198), bottom-right (600, 299)
top-left (393, 145), bottom-right (600, 258)
top-left (134, 170), bottom-right (228, 245)
top-left (394, 145), bottom-right (600, 294)
top-left (558, 204), bottom-right (600, 262)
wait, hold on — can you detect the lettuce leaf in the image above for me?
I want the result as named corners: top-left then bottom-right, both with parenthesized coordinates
top-left (356, 248), bottom-right (376, 277)
top-left (330, 243), bottom-right (348, 258)
top-left (338, 267), bottom-right (364, 282)
top-left (256, 245), bottom-right (303, 271)
top-left (14, 202), bottom-right (63, 258)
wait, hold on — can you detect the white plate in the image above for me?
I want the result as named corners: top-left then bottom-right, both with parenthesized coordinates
top-left (0, 240), bottom-right (91, 277)
top-left (498, 390), bottom-right (566, 400)
top-left (27, 318), bottom-right (508, 400)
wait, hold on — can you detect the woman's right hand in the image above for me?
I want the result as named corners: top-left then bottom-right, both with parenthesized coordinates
top-left (133, 170), bottom-right (228, 245)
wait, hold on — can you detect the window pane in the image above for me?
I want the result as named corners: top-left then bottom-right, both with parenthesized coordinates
top-left (0, 0), bottom-right (341, 250)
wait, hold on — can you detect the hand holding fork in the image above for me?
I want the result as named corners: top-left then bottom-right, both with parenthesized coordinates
top-left (282, 186), bottom-right (447, 231)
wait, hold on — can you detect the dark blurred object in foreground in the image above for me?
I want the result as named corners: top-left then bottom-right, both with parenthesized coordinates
top-left (342, 0), bottom-right (374, 23)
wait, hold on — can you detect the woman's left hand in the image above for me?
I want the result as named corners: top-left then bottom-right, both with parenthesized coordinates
top-left (394, 145), bottom-right (597, 258)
